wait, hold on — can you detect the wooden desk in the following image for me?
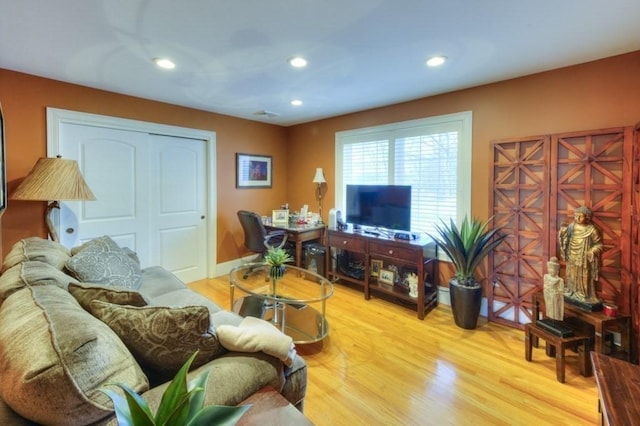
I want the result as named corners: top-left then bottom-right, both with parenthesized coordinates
top-left (237, 386), bottom-right (313, 425)
top-left (532, 292), bottom-right (633, 361)
top-left (591, 351), bottom-right (640, 425)
top-left (266, 224), bottom-right (325, 268)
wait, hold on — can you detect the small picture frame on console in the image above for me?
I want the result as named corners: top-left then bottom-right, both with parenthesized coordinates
top-left (272, 209), bottom-right (289, 225)
top-left (370, 259), bottom-right (383, 277)
top-left (378, 268), bottom-right (395, 286)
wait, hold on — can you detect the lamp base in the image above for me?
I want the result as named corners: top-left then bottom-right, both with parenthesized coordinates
top-left (45, 201), bottom-right (61, 243)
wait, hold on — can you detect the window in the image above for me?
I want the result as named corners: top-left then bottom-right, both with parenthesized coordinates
top-left (335, 111), bottom-right (472, 236)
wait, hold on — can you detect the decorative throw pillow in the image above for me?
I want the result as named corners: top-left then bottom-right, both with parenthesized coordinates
top-left (2, 237), bottom-right (71, 273)
top-left (70, 235), bottom-right (112, 256)
top-left (72, 236), bottom-right (140, 265)
top-left (216, 316), bottom-right (296, 367)
top-left (89, 301), bottom-right (225, 377)
top-left (0, 285), bottom-right (148, 425)
top-left (68, 282), bottom-right (149, 312)
top-left (66, 236), bottom-right (142, 289)
top-left (0, 261), bottom-right (79, 304)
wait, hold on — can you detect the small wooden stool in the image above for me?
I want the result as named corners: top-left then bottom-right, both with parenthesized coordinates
top-left (524, 322), bottom-right (592, 383)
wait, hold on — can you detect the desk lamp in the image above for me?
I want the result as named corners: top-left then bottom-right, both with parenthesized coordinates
top-left (312, 167), bottom-right (326, 224)
top-left (11, 156), bottom-right (96, 242)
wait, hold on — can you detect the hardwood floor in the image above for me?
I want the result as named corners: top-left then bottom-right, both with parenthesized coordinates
top-left (189, 277), bottom-right (599, 426)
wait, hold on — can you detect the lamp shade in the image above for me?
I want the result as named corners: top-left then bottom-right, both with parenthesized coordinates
top-left (11, 157), bottom-right (96, 201)
top-left (312, 167), bottom-right (326, 184)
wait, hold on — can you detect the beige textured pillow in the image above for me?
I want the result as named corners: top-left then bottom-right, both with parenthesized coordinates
top-left (216, 316), bottom-right (295, 366)
top-left (0, 261), bottom-right (79, 305)
top-left (2, 237), bottom-right (71, 272)
top-left (68, 282), bottom-right (149, 311)
top-left (66, 236), bottom-right (142, 289)
top-left (0, 285), bottom-right (148, 425)
top-left (89, 301), bottom-right (225, 377)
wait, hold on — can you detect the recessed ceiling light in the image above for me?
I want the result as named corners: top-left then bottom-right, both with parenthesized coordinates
top-left (153, 58), bottom-right (176, 70)
top-left (426, 56), bottom-right (447, 67)
top-left (291, 99), bottom-right (303, 106)
top-left (288, 56), bottom-right (308, 68)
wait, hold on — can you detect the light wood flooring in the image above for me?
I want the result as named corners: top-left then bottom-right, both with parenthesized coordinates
top-left (189, 277), bottom-right (599, 426)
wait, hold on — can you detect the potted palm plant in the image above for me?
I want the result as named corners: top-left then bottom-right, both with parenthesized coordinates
top-left (430, 216), bottom-right (507, 329)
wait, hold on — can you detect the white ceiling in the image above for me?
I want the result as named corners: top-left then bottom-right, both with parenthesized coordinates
top-left (2, 1), bottom-right (640, 126)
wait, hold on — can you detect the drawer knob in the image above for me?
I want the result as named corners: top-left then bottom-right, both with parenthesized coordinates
top-left (388, 249), bottom-right (394, 255)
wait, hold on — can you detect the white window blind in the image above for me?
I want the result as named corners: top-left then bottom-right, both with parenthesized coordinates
top-left (335, 112), bottom-right (472, 236)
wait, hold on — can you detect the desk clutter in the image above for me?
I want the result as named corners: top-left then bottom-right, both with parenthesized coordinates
top-left (262, 204), bottom-right (322, 226)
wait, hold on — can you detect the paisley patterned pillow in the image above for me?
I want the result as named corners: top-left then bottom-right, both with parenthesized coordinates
top-left (68, 282), bottom-right (149, 312)
top-left (66, 237), bottom-right (141, 289)
top-left (89, 300), bottom-right (224, 377)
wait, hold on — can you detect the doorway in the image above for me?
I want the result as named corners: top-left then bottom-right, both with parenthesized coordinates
top-left (46, 108), bottom-right (217, 282)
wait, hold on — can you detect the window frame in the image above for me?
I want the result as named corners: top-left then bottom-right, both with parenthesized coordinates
top-left (334, 111), bottom-right (473, 234)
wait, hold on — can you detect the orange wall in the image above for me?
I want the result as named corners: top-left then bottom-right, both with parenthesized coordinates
top-left (2, 51), bottom-right (640, 267)
top-left (286, 50), bottom-right (640, 281)
top-left (0, 69), bottom-right (288, 262)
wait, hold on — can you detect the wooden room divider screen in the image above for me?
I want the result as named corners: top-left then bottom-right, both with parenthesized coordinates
top-left (488, 126), bottom-right (638, 352)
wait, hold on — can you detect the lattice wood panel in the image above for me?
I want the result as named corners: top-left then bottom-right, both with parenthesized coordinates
top-left (551, 128), bottom-right (632, 311)
top-left (632, 123), bottom-right (640, 357)
top-left (489, 126), bottom-right (634, 331)
top-left (489, 136), bottom-right (550, 329)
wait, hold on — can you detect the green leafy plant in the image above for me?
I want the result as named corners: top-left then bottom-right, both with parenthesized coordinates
top-left (264, 247), bottom-right (294, 267)
top-left (100, 352), bottom-right (250, 426)
top-left (264, 247), bottom-right (294, 282)
top-left (430, 216), bottom-right (507, 287)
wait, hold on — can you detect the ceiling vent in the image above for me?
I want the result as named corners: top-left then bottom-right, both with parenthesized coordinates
top-left (253, 110), bottom-right (280, 118)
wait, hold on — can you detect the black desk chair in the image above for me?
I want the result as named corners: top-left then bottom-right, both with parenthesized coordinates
top-left (237, 210), bottom-right (288, 264)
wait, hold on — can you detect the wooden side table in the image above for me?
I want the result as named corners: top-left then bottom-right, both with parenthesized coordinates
top-left (237, 386), bottom-right (313, 425)
top-left (591, 351), bottom-right (640, 425)
top-left (531, 291), bottom-right (633, 361)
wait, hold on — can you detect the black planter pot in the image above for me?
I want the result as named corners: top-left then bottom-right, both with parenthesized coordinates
top-left (449, 278), bottom-right (482, 329)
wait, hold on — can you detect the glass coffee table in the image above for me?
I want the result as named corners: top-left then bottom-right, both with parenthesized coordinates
top-left (229, 263), bottom-right (333, 344)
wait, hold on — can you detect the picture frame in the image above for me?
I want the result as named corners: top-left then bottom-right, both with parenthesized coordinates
top-left (236, 153), bottom-right (272, 188)
top-left (272, 209), bottom-right (289, 225)
top-left (378, 268), bottom-right (395, 286)
top-left (370, 259), bottom-right (383, 277)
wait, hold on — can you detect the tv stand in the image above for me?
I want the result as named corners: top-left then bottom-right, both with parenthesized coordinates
top-left (326, 228), bottom-right (439, 320)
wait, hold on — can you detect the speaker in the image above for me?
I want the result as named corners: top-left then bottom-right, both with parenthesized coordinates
top-left (328, 208), bottom-right (342, 229)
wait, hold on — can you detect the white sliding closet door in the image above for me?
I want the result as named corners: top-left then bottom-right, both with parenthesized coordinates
top-left (48, 109), bottom-right (214, 283)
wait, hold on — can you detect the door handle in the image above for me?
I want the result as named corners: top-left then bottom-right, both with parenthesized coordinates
top-left (65, 228), bottom-right (75, 234)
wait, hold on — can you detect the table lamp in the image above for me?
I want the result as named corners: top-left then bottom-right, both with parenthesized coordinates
top-left (312, 167), bottom-right (326, 224)
top-left (11, 156), bottom-right (96, 242)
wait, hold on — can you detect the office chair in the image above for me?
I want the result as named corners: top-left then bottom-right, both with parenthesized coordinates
top-left (237, 210), bottom-right (288, 264)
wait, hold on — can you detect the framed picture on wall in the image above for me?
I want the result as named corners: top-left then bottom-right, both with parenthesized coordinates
top-left (236, 153), bottom-right (272, 188)
top-left (0, 102), bottom-right (6, 217)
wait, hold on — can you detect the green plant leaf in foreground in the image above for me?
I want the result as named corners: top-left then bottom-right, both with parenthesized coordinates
top-left (101, 350), bottom-right (251, 426)
top-left (187, 404), bottom-right (252, 426)
top-left (100, 385), bottom-right (155, 426)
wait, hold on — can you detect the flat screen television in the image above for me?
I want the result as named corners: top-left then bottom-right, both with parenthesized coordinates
top-left (345, 184), bottom-right (411, 231)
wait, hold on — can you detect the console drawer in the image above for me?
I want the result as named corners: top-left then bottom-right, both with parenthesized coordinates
top-left (369, 241), bottom-right (417, 260)
top-left (328, 233), bottom-right (365, 252)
